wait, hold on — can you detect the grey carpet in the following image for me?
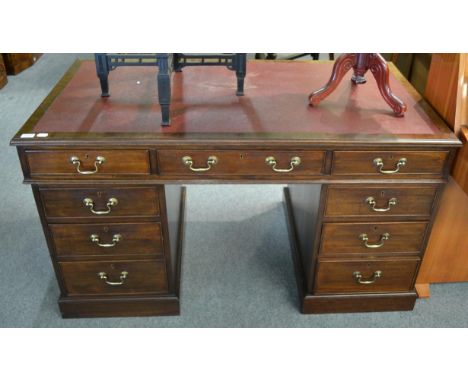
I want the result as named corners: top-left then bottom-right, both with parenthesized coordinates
top-left (0, 54), bottom-right (467, 327)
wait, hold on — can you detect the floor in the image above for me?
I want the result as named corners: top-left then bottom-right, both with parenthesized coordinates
top-left (1, 54), bottom-right (467, 327)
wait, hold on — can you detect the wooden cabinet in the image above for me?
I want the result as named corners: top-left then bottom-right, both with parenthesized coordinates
top-left (0, 54), bottom-right (7, 89)
top-left (11, 59), bottom-right (461, 317)
top-left (415, 54), bottom-right (468, 296)
top-left (2, 53), bottom-right (41, 75)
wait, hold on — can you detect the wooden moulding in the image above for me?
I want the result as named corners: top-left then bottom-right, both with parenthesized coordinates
top-left (59, 295), bottom-right (180, 318)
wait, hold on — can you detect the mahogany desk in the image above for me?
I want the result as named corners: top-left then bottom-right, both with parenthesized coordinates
top-left (11, 60), bottom-right (461, 318)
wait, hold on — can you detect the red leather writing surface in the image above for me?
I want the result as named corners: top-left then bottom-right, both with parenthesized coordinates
top-left (32, 61), bottom-right (444, 136)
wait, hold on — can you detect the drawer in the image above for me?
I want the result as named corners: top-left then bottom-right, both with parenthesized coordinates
top-left (59, 259), bottom-right (169, 296)
top-left (314, 258), bottom-right (419, 293)
top-left (26, 150), bottom-right (150, 176)
top-left (332, 151), bottom-right (448, 176)
top-left (50, 223), bottom-right (163, 258)
top-left (320, 222), bottom-right (428, 255)
top-left (324, 185), bottom-right (438, 218)
top-left (40, 187), bottom-right (160, 219)
top-left (157, 150), bottom-right (325, 176)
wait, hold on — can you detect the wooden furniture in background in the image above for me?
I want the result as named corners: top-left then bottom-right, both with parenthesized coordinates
top-left (383, 54), bottom-right (433, 95)
top-left (423, 54), bottom-right (460, 128)
top-left (453, 127), bottom-right (468, 191)
top-left (0, 54), bottom-right (7, 89)
top-left (11, 60), bottom-right (460, 317)
top-left (2, 53), bottom-right (42, 75)
top-left (416, 53), bottom-right (468, 297)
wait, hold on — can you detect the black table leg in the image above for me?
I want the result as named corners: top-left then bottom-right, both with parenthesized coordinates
top-left (234, 54), bottom-right (247, 96)
top-left (94, 53), bottom-right (110, 97)
top-left (173, 53), bottom-right (183, 72)
top-left (157, 54), bottom-right (171, 126)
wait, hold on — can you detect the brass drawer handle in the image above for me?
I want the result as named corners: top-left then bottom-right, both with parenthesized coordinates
top-left (90, 233), bottom-right (122, 247)
top-left (70, 155), bottom-right (106, 175)
top-left (359, 233), bottom-right (390, 248)
top-left (365, 197), bottom-right (397, 212)
top-left (83, 197), bottom-right (118, 215)
top-left (373, 157), bottom-right (407, 174)
top-left (98, 271), bottom-right (128, 286)
top-left (353, 270), bottom-right (382, 285)
top-left (182, 155), bottom-right (218, 172)
top-left (265, 156), bottom-right (301, 173)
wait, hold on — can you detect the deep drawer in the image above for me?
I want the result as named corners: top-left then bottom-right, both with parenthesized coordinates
top-left (40, 187), bottom-right (160, 219)
top-left (59, 259), bottom-right (169, 296)
top-left (50, 222), bottom-right (163, 258)
top-left (320, 222), bottom-right (428, 256)
top-left (332, 151), bottom-right (448, 176)
top-left (26, 149), bottom-right (151, 176)
top-left (324, 185), bottom-right (438, 218)
top-left (314, 258), bottom-right (419, 294)
top-left (157, 150), bottom-right (325, 177)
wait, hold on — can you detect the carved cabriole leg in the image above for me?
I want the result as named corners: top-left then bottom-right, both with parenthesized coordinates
top-left (308, 53), bottom-right (356, 106)
top-left (235, 53), bottom-right (247, 96)
top-left (94, 53), bottom-right (110, 97)
top-left (369, 53), bottom-right (407, 117)
top-left (157, 54), bottom-right (171, 126)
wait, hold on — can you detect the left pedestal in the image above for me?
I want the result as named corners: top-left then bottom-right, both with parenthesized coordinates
top-left (23, 162), bottom-right (186, 318)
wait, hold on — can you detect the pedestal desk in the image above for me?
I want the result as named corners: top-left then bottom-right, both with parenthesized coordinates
top-left (11, 60), bottom-right (461, 318)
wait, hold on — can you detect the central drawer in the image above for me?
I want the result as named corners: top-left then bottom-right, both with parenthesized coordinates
top-left (157, 150), bottom-right (325, 176)
top-left (50, 222), bottom-right (163, 258)
top-left (59, 259), bottom-right (169, 296)
top-left (314, 258), bottom-right (419, 294)
top-left (320, 222), bottom-right (428, 255)
top-left (40, 187), bottom-right (160, 219)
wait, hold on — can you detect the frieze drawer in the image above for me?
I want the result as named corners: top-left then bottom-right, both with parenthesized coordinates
top-left (157, 150), bottom-right (325, 177)
top-left (26, 150), bottom-right (151, 177)
top-left (332, 151), bottom-right (449, 176)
